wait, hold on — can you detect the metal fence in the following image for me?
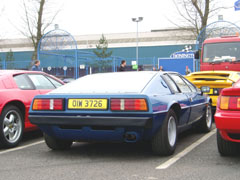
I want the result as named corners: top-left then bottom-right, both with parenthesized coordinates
top-left (0, 56), bottom-right (157, 76)
top-left (0, 60), bottom-right (32, 70)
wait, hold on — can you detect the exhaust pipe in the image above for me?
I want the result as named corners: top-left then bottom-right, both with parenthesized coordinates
top-left (124, 132), bottom-right (138, 143)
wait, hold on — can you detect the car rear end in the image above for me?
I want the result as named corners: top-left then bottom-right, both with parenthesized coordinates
top-left (215, 87), bottom-right (240, 143)
top-left (29, 94), bottom-right (157, 143)
top-left (28, 72), bottom-right (164, 143)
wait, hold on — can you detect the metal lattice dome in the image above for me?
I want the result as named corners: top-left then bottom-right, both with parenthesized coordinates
top-left (38, 29), bottom-right (77, 54)
top-left (196, 21), bottom-right (240, 50)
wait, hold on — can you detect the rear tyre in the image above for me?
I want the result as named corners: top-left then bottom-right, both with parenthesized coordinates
top-left (197, 103), bottom-right (212, 133)
top-left (44, 133), bottom-right (73, 150)
top-left (0, 105), bottom-right (24, 148)
top-left (217, 130), bottom-right (238, 156)
top-left (151, 109), bottom-right (177, 156)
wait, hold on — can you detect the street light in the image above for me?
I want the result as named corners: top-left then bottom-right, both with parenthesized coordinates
top-left (132, 17), bottom-right (143, 70)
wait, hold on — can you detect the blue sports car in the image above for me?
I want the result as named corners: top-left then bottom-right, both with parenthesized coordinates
top-left (29, 71), bottom-right (212, 155)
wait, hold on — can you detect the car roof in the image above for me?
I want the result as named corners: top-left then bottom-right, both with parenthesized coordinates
top-left (186, 70), bottom-right (239, 77)
top-left (204, 36), bottom-right (240, 44)
top-left (50, 71), bottom-right (172, 94)
top-left (186, 71), bottom-right (239, 77)
top-left (0, 70), bottom-right (64, 84)
top-left (185, 71), bottom-right (240, 84)
top-left (0, 70), bottom-right (44, 76)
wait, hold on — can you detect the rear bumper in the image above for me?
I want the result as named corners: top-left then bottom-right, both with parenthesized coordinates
top-left (215, 110), bottom-right (240, 142)
top-left (29, 115), bottom-right (152, 128)
top-left (29, 115), bottom-right (155, 142)
top-left (215, 111), bottom-right (240, 130)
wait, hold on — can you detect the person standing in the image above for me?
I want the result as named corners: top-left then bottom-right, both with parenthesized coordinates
top-left (119, 60), bottom-right (126, 71)
top-left (31, 60), bottom-right (41, 71)
top-left (159, 66), bottom-right (164, 71)
top-left (185, 66), bottom-right (191, 75)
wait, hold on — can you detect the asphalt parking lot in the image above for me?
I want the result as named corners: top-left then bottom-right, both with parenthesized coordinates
top-left (0, 125), bottom-right (240, 180)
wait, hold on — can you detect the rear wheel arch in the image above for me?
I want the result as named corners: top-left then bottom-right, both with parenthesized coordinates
top-left (169, 103), bottom-right (181, 123)
top-left (2, 101), bottom-right (26, 120)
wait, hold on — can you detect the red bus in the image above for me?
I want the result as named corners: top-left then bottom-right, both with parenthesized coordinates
top-left (200, 36), bottom-right (240, 71)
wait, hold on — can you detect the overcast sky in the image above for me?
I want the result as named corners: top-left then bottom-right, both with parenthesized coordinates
top-left (0, 0), bottom-right (239, 39)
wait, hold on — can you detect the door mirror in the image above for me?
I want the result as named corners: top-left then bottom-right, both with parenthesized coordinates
top-left (194, 50), bottom-right (200, 59)
top-left (200, 86), bottom-right (210, 93)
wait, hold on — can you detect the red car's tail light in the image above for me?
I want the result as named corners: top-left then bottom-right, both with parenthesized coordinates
top-left (219, 96), bottom-right (240, 110)
top-left (33, 98), bottom-right (64, 111)
top-left (219, 96), bottom-right (229, 110)
top-left (110, 99), bottom-right (148, 111)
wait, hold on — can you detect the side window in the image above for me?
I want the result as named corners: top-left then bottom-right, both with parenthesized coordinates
top-left (28, 74), bottom-right (55, 89)
top-left (46, 76), bottom-right (63, 88)
top-left (162, 74), bottom-right (180, 93)
top-left (169, 74), bottom-right (192, 93)
top-left (145, 77), bottom-right (171, 94)
top-left (182, 77), bottom-right (197, 92)
top-left (13, 74), bottom-right (34, 90)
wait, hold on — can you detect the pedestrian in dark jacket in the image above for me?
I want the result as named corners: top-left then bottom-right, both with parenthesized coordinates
top-left (31, 60), bottom-right (41, 71)
top-left (119, 60), bottom-right (126, 71)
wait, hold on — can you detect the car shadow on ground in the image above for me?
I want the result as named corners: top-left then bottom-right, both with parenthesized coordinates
top-left (43, 127), bottom-right (217, 161)
top-left (22, 130), bottom-right (43, 141)
top-left (46, 141), bottom-right (157, 161)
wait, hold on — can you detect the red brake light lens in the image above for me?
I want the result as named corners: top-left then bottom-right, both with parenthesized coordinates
top-left (110, 99), bottom-right (148, 111)
top-left (33, 98), bottom-right (64, 111)
top-left (219, 96), bottom-right (240, 110)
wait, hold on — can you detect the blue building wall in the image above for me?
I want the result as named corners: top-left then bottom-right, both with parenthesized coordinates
top-left (0, 51), bottom-right (33, 69)
top-left (108, 45), bottom-right (187, 58)
top-left (108, 45), bottom-right (190, 68)
top-left (0, 44), bottom-right (192, 72)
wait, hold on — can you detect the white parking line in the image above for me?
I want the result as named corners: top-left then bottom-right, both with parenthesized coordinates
top-left (156, 129), bottom-right (216, 170)
top-left (0, 140), bottom-right (44, 155)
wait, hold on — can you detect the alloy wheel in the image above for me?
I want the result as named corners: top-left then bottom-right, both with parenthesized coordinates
top-left (3, 110), bottom-right (22, 143)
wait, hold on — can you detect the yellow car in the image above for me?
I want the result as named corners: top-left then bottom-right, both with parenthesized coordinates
top-left (185, 71), bottom-right (240, 110)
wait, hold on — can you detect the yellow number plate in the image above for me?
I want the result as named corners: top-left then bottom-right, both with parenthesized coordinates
top-left (68, 99), bottom-right (107, 110)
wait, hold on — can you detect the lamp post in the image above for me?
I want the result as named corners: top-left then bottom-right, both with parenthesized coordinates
top-left (132, 17), bottom-right (143, 70)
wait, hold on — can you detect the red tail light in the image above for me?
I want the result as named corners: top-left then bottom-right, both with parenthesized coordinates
top-left (111, 99), bottom-right (148, 111)
top-left (33, 98), bottom-right (64, 111)
top-left (219, 96), bottom-right (240, 110)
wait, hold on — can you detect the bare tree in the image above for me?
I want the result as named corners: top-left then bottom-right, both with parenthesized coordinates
top-left (18, 0), bottom-right (60, 60)
top-left (0, 3), bottom-right (4, 18)
top-left (0, 2), bottom-right (5, 39)
top-left (172, 0), bottom-right (229, 38)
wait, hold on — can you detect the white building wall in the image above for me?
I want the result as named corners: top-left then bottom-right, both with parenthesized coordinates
top-left (0, 28), bottom-right (196, 52)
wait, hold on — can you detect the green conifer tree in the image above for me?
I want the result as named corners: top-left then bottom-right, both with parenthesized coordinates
top-left (6, 49), bottom-right (15, 69)
top-left (93, 34), bottom-right (112, 58)
top-left (93, 34), bottom-right (113, 72)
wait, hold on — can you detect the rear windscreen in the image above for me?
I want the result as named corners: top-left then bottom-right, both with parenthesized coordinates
top-left (50, 72), bottom-right (157, 94)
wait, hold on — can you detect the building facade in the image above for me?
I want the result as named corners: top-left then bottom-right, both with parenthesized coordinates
top-left (0, 27), bottom-right (196, 76)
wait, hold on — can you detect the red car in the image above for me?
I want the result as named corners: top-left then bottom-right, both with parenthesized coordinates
top-left (0, 70), bottom-right (64, 148)
top-left (215, 79), bottom-right (240, 156)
